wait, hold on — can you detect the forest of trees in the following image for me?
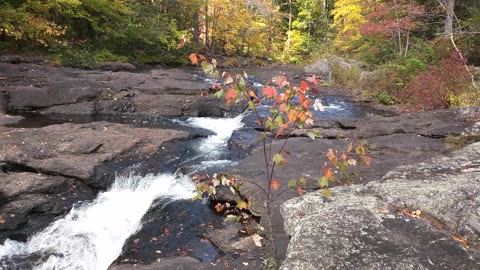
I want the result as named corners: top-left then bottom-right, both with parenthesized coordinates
top-left (1, 0), bottom-right (478, 64)
top-left (1, 0), bottom-right (479, 109)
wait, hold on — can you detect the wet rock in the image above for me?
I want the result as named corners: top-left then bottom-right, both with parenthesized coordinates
top-left (8, 85), bottom-right (99, 111)
top-left (0, 122), bottom-right (189, 187)
top-left (206, 223), bottom-right (262, 253)
top-left (109, 257), bottom-right (203, 270)
top-left (0, 172), bottom-right (95, 243)
top-left (0, 114), bottom-right (24, 126)
top-left (1, 62), bottom-right (246, 118)
top-left (355, 107), bottom-right (480, 139)
top-left (280, 142), bottom-right (480, 269)
top-left (0, 92), bottom-right (8, 114)
top-left (0, 55), bottom-right (47, 65)
top-left (99, 62), bottom-right (137, 72)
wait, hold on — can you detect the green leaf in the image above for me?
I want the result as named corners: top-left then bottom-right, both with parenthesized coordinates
top-left (214, 89), bottom-right (224, 99)
top-left (237, 201), bottom-right (247, 210)
top-left (318, 176), bottom-right (329, 188)
top-left (273, 153), bottom-right (285, 164)
top-left (201, 61), bottom-right (214, 76)
top-left (321, 188), bottom-right (332, 198)
top-left (238, 75), bottom-right (246, 87)
top-left (299, 176), bottom-right (307, 185)
top-left (274, 115), bottom-right (284, 126)
top-left (192, 192), bottom-right (202, 201)
top-left (258, 132), bottom-right (267, 141)
top-left (287, 179), bottom-right (297, 188)
top-left (248, 101), bottom-right (256, 111)
top-left (265, 119), bottom-right (275, 131)
top-left (307, 131), bottom-right (321, 140)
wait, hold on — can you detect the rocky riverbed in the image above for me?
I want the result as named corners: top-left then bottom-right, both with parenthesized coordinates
top-left (1, 58), bottom-right (480, 269)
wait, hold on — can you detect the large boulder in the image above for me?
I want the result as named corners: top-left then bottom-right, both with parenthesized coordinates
top-left (98, 61), bottom-right (137, 72)
top-left (280, 142), bottom-right (480, 270)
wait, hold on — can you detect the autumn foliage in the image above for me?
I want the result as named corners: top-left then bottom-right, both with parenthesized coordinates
top-left (400, 52), bottom-right (471, 110)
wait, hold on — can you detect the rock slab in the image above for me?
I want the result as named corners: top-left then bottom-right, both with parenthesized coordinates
top-left (280, 142), bottom-right (480, 270)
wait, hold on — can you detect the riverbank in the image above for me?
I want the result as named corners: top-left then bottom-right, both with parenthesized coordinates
top-left (1, 58), bottom-right (480, 269)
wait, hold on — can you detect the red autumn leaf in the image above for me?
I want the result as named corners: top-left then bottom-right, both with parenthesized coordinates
top-left (325, 168), bottom-right (333, 179)
top-left (262, 86), bottom-right (277, 99)
top-left (297, 187), bottom-right (304, 196)
top-left (300, 81), bottom-right (309, 91)
top-left (340, 153), bottom-right (347, 161)
top-left (308, 75), bottom-right (321, 86)
top-left (299, 95), bottom-right (305, 105)
top-left (189, 53), bottom-right (198, 65)
top-left (270, 180), bottom-right (280, 190)
top-left (225, 88), bottom-right (236, 103)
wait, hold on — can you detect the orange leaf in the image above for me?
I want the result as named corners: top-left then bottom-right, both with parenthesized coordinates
top-left (225, 88), bottom-right (236, 103)
top-left (452, 235), bottom-right (469, 247)
top-left (300, 81), bottom-right (309, 91)
top-left (297, 187), bottom-right (304, 196)
top-left (270, 180), bottom-right (280, 190)
top-left (214, 203), bottom-right (223, 212)
top-left (248, 90), bottom-right (257, 98)
top-left (189, 53), bottom-right (198, 65)
top-left (340, 153), bottom-right (347, 161)
top-left (326, 149), bottom-right (336, 161)
top-left (325, 168), bottom-right (333, 179)
top-left (363, 156), bottom-right (373, 167)
top-left (262, 86), bottom-right (277, 99)
top-left (287, 110), bottom-right (299, 122)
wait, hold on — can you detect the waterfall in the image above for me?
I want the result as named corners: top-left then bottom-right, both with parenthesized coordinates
top-left (0, 174), bottom-right (195, 270)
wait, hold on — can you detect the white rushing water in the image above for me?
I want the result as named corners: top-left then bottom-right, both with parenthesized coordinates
top-left (187, 114), bottom-right (245, 158)
top-left (0, 174), bottom-right (195, 270)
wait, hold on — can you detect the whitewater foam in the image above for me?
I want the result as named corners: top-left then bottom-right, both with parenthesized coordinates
top-left (0, 174), bottom-right (195, 270)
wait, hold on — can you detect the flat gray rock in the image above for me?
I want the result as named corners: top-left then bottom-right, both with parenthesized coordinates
top-left (280, 142), bottom-right (480, 270)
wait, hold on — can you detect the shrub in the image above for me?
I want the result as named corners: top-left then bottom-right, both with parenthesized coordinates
top-left (376, 90), bottom-right (395, 105)
top-left (58, 46), bottom-right (98, 69)
top-left (400, 52), bottom-right (471, 110)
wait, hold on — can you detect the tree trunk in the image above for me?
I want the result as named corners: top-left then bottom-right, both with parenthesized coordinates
top-left (443, 0), bottom-right (455, 35)
top-left (193, 12), bottom-right (200, 43)
top-left (205, 0), bottom-right (209, 49)
top-left (285, 0), bottom-right (292, 56)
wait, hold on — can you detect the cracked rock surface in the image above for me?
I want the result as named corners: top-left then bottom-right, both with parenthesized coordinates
top-left (280, 142), bottom-right (480, 270)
